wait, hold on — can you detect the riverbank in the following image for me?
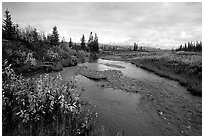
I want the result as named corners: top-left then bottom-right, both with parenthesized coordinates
top-left (75, 58), bottom-right (201, 135)
top-left (101, 51), bottom-right (202, 96)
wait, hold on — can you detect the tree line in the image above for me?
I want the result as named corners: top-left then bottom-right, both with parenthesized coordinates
top-left (68, 32), bottom-right (99, 53)
top-left (133, 43), bottom-right (143, 51)
top-left (176, 41), bottom-right (202, 52)
top-left (2, 9), bottom-right (99, 53)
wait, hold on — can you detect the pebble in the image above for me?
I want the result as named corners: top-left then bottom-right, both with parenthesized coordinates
top-left (186, 126), bottom-right (191, 129)
top-left (159, 111), bottom-right (163, 115)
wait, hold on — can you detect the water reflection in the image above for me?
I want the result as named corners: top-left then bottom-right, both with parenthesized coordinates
top-left (74, 74), bottom-right (141, 135)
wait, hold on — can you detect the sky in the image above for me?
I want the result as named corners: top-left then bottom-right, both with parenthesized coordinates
top-left (2, 2), bottom-right (202, 49)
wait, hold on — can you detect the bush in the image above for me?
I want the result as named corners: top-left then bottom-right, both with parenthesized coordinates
top-left (2, 60), bottom-right (97, 135)
top-left (77, 50), bottom-right (90, 63)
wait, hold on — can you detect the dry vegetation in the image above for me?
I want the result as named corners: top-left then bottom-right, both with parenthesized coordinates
top-left (130, 51), bottom-right (202, 96)
top-left (101, 50), bottom-right (202, 96)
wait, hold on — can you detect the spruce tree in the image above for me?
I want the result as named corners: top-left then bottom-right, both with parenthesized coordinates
top-left (33, 28), bottom-right (38, 42)
top-left (81, 34), bottom-right (86, 50)
top-left (88, 32), bottom-right (94, 43)
top-left (87, 32), bottom-right (99, 53)
top-left (2, 9), bottom-right (15, 40)
top-left (184, 43), bottom-right (187, 50)
top-left (88, 32), bottom-right (93, 52)
top-left (93, 33), bottom-right (99, 53)
top-left (179, 45), bottom-right (182, 50)
top-left (13, 24), bottom-right (20, 40)
top-left (133, 43), bottom-right (138, 51)
top-left (75, 43), bottom-right (78, 52)
top-left (51, 26), bottom-right (59, 46)
top-left (69, 38), bottom-right (73, 48)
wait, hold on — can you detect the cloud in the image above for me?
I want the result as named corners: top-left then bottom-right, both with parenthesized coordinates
top-left (2, 2), bottom-right (202, 49)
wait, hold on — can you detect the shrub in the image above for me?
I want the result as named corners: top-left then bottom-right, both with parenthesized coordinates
top-left (24, 52), bottom-right (37, 66)
top-left (46, 49), bottom-right (59, 62)
top-left (2, 60), bottom-right (97, 135)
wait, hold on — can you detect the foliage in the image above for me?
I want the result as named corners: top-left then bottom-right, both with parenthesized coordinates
top-left (2, 41), bottom-right (32, 68)
top-left (2, 61), bottom-right (97, 135)
top-left (24, 52), bottom-right (37, 66)
top-left (77, 50), bottom-right (90, 63)
top-left (2, 9), bottom-right (91, 74)
top-left (21, 26), bottom-right (34, 42)
top-left (46, 49), bottom-right (59, 62)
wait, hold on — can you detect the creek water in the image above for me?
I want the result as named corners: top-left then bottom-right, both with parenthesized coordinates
top-left (49, 58), bottom-right (194, 135)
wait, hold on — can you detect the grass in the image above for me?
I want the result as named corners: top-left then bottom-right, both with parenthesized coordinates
top-left (101, 50), bottom-right (202, 96)
top-left (2, 60), bottom-right (97, 136)
top-left (130, 51), bottom-right (202, 96)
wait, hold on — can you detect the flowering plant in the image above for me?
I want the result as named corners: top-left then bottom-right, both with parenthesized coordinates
top-left (2, 60), bottom-right (97, 135)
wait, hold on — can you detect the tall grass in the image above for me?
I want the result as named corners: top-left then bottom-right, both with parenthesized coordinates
top-left (130, 52), bottom-right (202, 96)
top-left (2, 60), bottom-right (97, 136)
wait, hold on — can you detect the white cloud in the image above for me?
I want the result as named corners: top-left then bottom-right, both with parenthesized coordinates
top-left (59, 31), bottom-right (69, 41)
top-left (2, 2), bottom-right (202, 49)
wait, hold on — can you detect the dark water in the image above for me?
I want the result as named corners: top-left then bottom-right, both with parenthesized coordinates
top-left (74, 75), bottom-right (142, 135)
top-left (50, 58), bottom-right (192, 135)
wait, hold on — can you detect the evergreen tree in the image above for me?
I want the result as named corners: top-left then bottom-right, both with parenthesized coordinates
top-left (87, 32), bottom-right (93, 52)
top-left (69, 38), bottom-right (73, 48)
top-left (2, 9), bottom-right (15, 40)
top-left (187, 42), bottom-right (191, 51)
top-left (93, 33), bottom-right (99, 52)
top-left (87, 32), bottom-right (99, 53)
top-left (81, 34), bottom-right (86, 50)
top-left (46, 34), bottom-right (52, 44)
top-left (13, 24), bottom-right (20, 40)
top-left (133, 43), bottom-right (138, 51)
top-left (21, 26), bottom-right (39, 44)
top-left (88, 32), bottom-right (94, 43)
top-left (140, 47), bottom-right (142, 51)
top-left (199, 41), bottom-right (202, 51)
top-left (179, 45), bottom-right (182, 50)
top-left (177, 41), bottom-right (202, 52)
top-left (75, 43), bottom-right (79, 52)
top-left (184, 43), bottom-right (187, 50)
top-left (51, 26), bottom-right (59, 46)
top-left (33, 28), bottom-right (38, 42)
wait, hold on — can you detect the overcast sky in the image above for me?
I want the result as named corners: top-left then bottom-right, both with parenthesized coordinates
top-left (2, 2), bottom-right (202, 49)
